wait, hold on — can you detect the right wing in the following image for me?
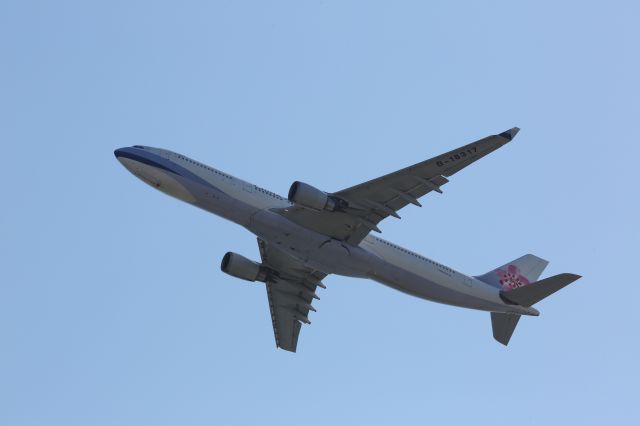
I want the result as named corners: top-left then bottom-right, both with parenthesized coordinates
top-left (276, 128), bottom-right (520, 244)
top-left (257, 238), bottom-right (327, 352)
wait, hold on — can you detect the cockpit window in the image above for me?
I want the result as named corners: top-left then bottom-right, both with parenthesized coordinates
top-left (133, 145), bottom-right (145, 149)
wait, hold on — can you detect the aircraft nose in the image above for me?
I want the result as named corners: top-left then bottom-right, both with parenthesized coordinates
top-left (114, 147), bottom-right (137, 168)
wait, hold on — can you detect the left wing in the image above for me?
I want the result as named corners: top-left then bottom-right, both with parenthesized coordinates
top-left (275, 128), bottom-right (519, 245)
top-left (257, 238), bottom-right (327, 352)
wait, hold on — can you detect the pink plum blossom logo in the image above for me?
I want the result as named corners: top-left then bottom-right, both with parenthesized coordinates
top-left (496, 265), bottom-right (530, 290)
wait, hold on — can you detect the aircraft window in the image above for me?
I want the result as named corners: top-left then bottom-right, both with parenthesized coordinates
top-left (133, 145), bottom-right (145, 149)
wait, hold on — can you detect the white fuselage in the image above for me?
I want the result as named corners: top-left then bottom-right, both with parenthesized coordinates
top-left (115, 146), bottom-right (537, 316)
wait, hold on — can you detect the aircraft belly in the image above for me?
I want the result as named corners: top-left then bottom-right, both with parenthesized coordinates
top-left (368, 263), bottom-right (508, 312)
top-left (306, 239), bottom-right (376, 277)
top-left (247, 210), bottom-right (375, 277)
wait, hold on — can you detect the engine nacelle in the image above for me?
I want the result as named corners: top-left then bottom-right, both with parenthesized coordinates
top-left (288, 181), bottom-right (339, 211)
top-left (220, 252), bottom-right (268, 282)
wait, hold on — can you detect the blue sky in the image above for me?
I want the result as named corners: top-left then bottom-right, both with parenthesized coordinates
top-left (1, 1), bottom-right (639, 425)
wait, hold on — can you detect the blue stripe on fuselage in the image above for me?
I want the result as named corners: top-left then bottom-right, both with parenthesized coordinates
top-left (114, 147), bottom-right (214, 189)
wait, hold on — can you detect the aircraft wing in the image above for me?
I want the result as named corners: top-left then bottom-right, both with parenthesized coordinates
top-left (275, 128), bottom-right (520, 245)
top-left (257, 238), bottom-right (327, 352)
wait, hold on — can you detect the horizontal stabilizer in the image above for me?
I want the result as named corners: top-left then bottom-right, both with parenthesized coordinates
top-left (491, 312), bottom-right (521, 346)
top-left (501, 273), bottom-right (581, 307)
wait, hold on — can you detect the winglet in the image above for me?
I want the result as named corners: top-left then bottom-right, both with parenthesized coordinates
top-left (498, 127), bottom-right (520, 141)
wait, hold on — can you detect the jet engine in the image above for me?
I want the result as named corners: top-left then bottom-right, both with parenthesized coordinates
top-left (288, 181), bottom-right (343, 211)
top-left (220, 252), bottom-right (268, 282)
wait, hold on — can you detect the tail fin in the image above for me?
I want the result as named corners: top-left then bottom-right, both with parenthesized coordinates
top-left (490, 273), bottom-right (582, 345)
top-left (481, 255), bottom-right (581, 346)
top-left (491, 313), bottom-right (521, 346)
top-left (476, 254), bottom-right (549, 291)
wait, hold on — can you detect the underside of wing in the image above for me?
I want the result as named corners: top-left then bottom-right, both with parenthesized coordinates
top-left (257, 239), bottom-right (327, 352)
top-left (274, 128), bottom-right (520, 244)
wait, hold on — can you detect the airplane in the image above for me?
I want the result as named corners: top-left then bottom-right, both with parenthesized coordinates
top-left (114, 127), bottom-right (580, 352)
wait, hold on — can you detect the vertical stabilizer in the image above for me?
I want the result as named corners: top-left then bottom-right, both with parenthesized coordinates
top-left (476, 254), bottom-right (549, 291)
